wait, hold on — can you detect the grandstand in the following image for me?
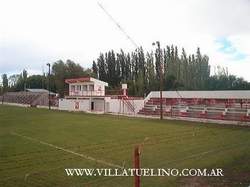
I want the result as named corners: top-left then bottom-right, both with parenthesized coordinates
top-left (138, 91), bottom-right (250, 122)
top-left (1, 89), bottom-right (58, 107)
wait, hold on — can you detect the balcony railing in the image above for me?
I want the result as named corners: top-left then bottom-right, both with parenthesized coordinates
top-left (69, 90), bottom-right (105, 96)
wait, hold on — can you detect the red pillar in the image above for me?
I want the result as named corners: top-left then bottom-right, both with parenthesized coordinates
top-left (134, 146), bottom-right (140, 187)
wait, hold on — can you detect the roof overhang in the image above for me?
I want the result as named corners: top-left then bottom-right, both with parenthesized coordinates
top-left (150, 90), bottom-right (250, 99)
top-left (65, 77), bottom-right (108, 86)
top-left (65, 77), bottom-right (91, 84)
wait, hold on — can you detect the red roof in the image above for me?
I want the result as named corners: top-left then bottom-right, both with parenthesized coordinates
top-left (65, 77), bottom-right (91, 84)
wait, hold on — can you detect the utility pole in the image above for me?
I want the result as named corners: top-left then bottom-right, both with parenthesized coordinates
top-left (47, 63), bottom-right (51, 110)
top-left (153, 41), bottom-right (163, 120)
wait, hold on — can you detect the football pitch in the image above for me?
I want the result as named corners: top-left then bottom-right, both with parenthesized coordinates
top-left (1, 105), bottom-right (250, 187)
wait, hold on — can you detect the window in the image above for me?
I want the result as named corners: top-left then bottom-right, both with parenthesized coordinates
top-left (89, 85), bottom-right (94, 91)
top-left (82, 85), bottom-right (87, 91)
top-left (71, 85), bottom-right (75, 91)
top-left (77, 85), bottom-right (81, 91)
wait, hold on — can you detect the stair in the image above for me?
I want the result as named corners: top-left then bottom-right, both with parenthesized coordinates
top-left (120, 96), bottom-right (135, 113)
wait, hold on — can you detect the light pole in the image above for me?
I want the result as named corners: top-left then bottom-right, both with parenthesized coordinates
top-left (47, 63), bottom-right (51, 110)
top-left (152, 41), bottom-right (163, 120)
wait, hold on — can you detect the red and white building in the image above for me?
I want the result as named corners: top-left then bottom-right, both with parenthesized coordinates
top-left (66, 77), bottom-right (108, 97)
top-left (59, 77), bottom-right (144, 114)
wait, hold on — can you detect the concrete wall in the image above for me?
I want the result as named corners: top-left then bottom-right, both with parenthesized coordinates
top-left (59, 98), bottom-right (106, 112)
top-left (93, 99), bottom-right (105, 111)
top-left (59, 97), bottom-right (144, 114)
top-left (59, 98), bottom-right (90, 111)
top-left (108, 98), bottom-right (144, 114)
top-left (0, 102), bottom-right (30, 107)
top-left (133, 99), bottom-right (145, 113)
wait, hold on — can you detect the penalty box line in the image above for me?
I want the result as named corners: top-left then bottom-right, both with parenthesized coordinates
top-left (11, 132), bottom-right (123, 169)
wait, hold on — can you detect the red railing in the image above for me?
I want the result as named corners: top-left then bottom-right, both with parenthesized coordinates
top-left (120, 95), bottom-right (135, 113)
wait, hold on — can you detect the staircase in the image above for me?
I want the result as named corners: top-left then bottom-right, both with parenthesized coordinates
top-left (120, 95), bottom-right (135, 113)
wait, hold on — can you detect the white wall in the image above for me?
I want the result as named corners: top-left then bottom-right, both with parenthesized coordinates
top-left (1, 102), bottom-right (30, 107)
top-left (107, 98), bottom-right (144, 114)
top-left (59, 98), bottom-right (89, 111)
top-left (93, 99), bottom-right (105, 111)
top-left (59, 98), bottom-right (107, 112)
top-left (59, 97), bottom-right (144, 114)
top-left (133, 99), bottom-right (145, 113)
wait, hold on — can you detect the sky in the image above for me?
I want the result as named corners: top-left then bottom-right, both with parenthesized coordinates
top-left (0, 0), bottom-right (250, 81)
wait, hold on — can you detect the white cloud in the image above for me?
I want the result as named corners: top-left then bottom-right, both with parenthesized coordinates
top-left (0, 0), bottom-right (250, 80)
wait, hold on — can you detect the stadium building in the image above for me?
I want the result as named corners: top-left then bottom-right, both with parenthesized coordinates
top-left (58, 77), bottom-right (144, 114)
top-left (1, 76), bottom-right (250, 123)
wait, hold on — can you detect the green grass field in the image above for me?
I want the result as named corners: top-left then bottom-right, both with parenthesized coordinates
top-left (1, 105), bottom-right (250, 187)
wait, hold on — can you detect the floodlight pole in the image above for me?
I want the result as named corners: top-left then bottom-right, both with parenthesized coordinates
top-left (47, 63), bottom-right (51, 110)
top-left (153, 41), bottom-right (163, 120)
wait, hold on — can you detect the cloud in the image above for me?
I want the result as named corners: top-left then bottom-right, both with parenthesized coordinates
top-left (189, 0), bottom-right (250, 36)
top-left (0, 41), bottom-right (50, 74)
top-left (216, 37), bottom-right (247, 61)
top-left (0, 0), bottom-right (250, 81)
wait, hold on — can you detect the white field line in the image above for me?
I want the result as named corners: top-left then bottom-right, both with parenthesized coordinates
top-left (152, 140), bottom-right (250, 168)
top-left (11, 132), bottom-right (123, 169)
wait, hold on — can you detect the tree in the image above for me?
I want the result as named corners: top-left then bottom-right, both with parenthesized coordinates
top-left (22, 69), bottom-right (28, 90)
top-left (2, 74), bottom-right (8, 92)
top-left (52, 60), bottom-right (66, 96)
top-left (97, 53), bottom-right (107, 82)
top-left (92, 61), bottom-right (98, 78)
top-left (52, 59), bottom-right (91, 97)
top-left (8, 74), bottom-right (20, 88)
top-left (4, 43), bottom-right (250, 97)
top-left (26, 75), bottom-right (45, 89)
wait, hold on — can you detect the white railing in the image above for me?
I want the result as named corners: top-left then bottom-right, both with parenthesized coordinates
top-left (69, 90), bottom-right (105, 96)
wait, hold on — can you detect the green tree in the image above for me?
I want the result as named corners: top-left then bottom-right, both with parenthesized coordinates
top-left (2, 74), bottom-right (8, 92)
top-left (92, 61), bottom-right (98, 78)
top-left (8, 74), bottom-right (20, 88)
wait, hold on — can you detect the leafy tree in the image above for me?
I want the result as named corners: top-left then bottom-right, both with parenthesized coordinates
top-left (2, 43), bottom-right (250, 97)
top-left (26, 75), bottom-right (45, 89)
top-left (8, 74), bottom-right (20, 88)
top-left (2, 74), bottom-right (8, 92)
top-left (52, 60), bottom-right (66, 96)
top-left (92, 61), bottom-right (98, 78)
top-left (92, 45), bottom-right (214, 95)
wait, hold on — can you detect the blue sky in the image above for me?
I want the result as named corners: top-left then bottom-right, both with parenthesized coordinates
top-left (0, 0), bottom-right (250, 81)
top-left (216, 38), bottom-right (247, 61)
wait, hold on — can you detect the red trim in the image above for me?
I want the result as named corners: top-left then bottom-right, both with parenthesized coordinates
top-left (180, 112), bottom-right (188, 117)
top-left (65, 77), bottom-right (91, 84)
